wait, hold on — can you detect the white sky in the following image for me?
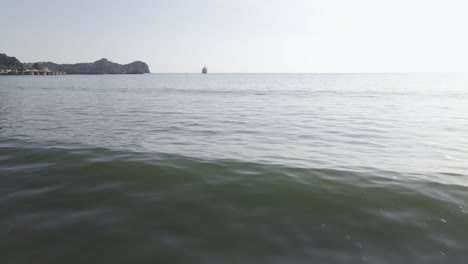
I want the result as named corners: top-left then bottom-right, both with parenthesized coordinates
top-left (1, 0), bottom-right (468, 73)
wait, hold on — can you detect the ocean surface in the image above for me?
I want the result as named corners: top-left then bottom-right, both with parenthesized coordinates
top-left (1, 73), bottom-right (468, 263)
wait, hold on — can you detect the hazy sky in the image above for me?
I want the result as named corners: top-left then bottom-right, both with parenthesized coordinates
top-left (1, 0), bottom-right (468, 73)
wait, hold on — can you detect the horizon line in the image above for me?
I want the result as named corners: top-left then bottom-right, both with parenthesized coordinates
top-left (149, 72), bottom-right (468, 74)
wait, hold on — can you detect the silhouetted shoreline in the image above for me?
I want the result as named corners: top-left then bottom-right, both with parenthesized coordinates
top-left (1, 53), bottom-right (150, 75)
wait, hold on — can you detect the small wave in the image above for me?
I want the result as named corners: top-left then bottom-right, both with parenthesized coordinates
top-left (1, 140), bottom-right (468, 263)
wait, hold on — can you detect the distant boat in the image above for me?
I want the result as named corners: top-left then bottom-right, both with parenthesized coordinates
top-left (202, 66), bottom-right (207, 74)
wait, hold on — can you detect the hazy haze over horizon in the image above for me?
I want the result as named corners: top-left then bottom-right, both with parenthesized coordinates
top-left (1, 0), bottom-right (468, 73)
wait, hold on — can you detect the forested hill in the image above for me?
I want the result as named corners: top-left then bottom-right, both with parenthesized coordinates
top-left (40, 59), bottom-right (150, 74)
top-left (0, 53), bottom-right (23, 70)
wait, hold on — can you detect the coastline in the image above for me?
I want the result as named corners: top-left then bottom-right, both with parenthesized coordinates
top-left (0, 71), bottom-right (66, 76)
top-left (0, 72), bottom-right (150, 76)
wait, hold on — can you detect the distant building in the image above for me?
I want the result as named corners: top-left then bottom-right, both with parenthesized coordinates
top-left (43, 67), bottom-right (49, 72)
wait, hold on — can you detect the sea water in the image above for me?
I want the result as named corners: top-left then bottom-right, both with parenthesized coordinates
top-left (1, 73), bottom-right (468, 263)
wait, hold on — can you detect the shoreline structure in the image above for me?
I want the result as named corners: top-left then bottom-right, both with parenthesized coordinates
top-left (0, 70), bottom-right (66, 76)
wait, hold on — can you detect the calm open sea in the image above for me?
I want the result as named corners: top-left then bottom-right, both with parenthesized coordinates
top-left (1, 73), bottom-right (468, 263)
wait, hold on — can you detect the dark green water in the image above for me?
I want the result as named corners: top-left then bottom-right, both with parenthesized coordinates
top-left (1, 74), bottom-right (468, 263)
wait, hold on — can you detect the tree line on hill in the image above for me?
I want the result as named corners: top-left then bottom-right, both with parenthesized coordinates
top-left (41, 58), bottom-right (150, 74)
top-left (0, 53), bottom-right (24, 71)
top-left (1, 53), bottom-right (150, 74)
